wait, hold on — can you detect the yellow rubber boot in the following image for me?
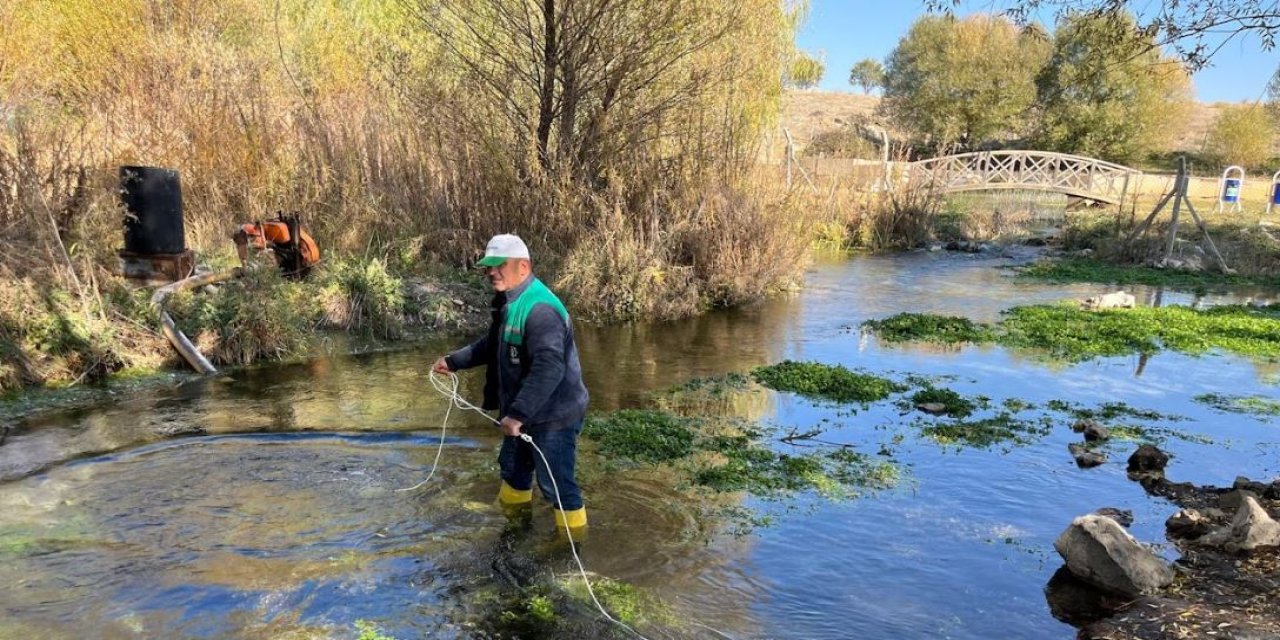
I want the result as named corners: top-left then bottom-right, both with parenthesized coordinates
top-left (553, 507), bottom-right (588, 541)
top-left (498, 481), bottom-right (533, 523)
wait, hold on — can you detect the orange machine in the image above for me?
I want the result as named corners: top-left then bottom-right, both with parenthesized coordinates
top-left (232, 213), bottom-right (320, 277)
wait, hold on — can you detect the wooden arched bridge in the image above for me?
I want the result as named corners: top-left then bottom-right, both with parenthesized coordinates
top-left (906, 151), bottom-right (1142, 205)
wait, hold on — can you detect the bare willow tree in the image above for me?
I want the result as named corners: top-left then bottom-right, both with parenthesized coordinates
top-left (405, 0), bottom-right (789, 183)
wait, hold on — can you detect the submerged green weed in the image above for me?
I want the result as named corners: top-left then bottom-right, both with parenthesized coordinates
top-left (906, 386), bottom-right (981, 418)
top-left (862, 314), bottom-right (996, 344)
top-left (582, 410), bottom-right (900, 502)
top-left (1045, 399), bottom-right (1184, 422)
top-left (919, 413), bottom-right (1054, 448)
top-left (752, 361), bottom-right (906, 404)
top-left (583, 410), bottom-right (697, 464)
top-left (863, 304), bottom-right (1280, 362)
top-left (1195, 393), bottom-right (1280, 418)
top-left (355, 620), bottom-right (398, 640)
top-left (560, 577), bottom-right (671, 627)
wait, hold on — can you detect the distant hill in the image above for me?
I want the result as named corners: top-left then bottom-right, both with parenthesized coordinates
top-left (778, 90), bottom-right (1252, 164)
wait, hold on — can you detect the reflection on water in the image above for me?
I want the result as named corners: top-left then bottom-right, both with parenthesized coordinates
top-left (2, 249), bottom-right (1278, 639)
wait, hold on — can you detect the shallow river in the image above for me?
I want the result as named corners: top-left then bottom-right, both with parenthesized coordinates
top-left (2, 249), bottom-right (1277, 639)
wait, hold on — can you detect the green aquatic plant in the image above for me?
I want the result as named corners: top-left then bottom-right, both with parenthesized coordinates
top-left (582, 410), bottom-right (901, 504)
top-left (1045, 399), bottom-right (1184, 422)
top-left (906, 386), bottom-right (981, 418)
top-left (667, 372), bottom-right (750, 396)
top-left (919, 413), bottom-right (1054, 448)
top-left (1002, 398), bottom-right (1036, 412)
top-left (1195, 393), bottom-right (1280, 418)
top-left (864, 304), bottom-right (1280, 362)
top-left (752, 361), bottom-right (906, 404)
top-left (583, 410), bottom-right (697, 464)
top-left (560, 576), bottom-right (672, 627)
top-left (355, 620), bottom-right (398, 640)
top-left (862, 313), bottom-right (996, 344)
top-left (1015, 257), bottom-right (1280, 290)
top-left (526, 595), bottom-right (557, 624)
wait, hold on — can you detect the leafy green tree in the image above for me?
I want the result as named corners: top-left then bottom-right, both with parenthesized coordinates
top-left (927, 0), bottom-right (1280, 71)
top-left (1204, 104), bottom-right (1275, 170)
top-left (881, 14), bottom-right (1050, 149)
top-left (788, 50), bottom-right (825, 89)
top-left (1033, 11), bottom-right (1192, 164)
top-left (848, 58), bottom-right (884, 94)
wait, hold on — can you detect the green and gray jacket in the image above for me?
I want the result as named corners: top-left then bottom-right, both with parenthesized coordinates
top-left (445, 276), bottom-right (589, 430)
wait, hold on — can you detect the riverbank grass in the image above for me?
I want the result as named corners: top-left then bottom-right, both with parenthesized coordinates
top-left (1015, 257), bottom-right (1280, 290)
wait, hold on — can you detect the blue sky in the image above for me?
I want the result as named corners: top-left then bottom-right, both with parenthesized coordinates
top-left (796, 1), bottom-right (1280, 103)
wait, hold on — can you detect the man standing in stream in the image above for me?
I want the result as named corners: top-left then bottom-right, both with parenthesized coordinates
top-left (432, 234), bottom-right (590, 539)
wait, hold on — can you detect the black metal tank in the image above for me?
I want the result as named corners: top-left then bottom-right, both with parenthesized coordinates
top-left (120, 166), bottom-right (185, 255)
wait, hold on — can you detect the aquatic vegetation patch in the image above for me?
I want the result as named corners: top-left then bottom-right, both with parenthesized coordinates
top-left (692, 435), bottom-right (899, 499)
top-left (861, 313), bottom-right (996, 344)
top-left (666, 372), bottom-right (750, 396)
top-left (355, 620), bottom-right (398, 640)
top-left (752, 360), bottom-right (906, 404)
top-left (583, 410), bottom-right (901, 503)
top-left (583, 410), bottom-right (697, 464)
top-left (1195, 393), bottom-right (1280, 418)
top-left (863, 304), bottom-right (1280, 362)
top-left (560, 576), bottom-right (673, 628)
top-left (904, 386), bottom-right (983, 418)
top-left (1045, 399), bottom-right (1185, 423)
top-left (1014, 257), bottom-right (1280, 290)
top-left (655, 372), bottom-right (764, 415)
top-left (1099, 424), bottom-right (1214, 446)
top-left (918, 413), bottom-right (1054, 449)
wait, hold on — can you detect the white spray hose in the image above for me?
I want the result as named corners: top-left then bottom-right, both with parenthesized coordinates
top-left (401, 370), bottom-right (651, 640)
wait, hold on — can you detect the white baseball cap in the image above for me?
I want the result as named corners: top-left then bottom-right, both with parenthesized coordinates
top-left (475, 233), bottom-right (530, 267)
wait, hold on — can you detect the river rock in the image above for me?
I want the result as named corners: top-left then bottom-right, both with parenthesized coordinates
top-left (1234, 476), bottom-right (1275, 498)
top-left (1071, 418), bottom-right (1098, 433)
top-left (1081, 291), bottom-right (1135, 310)
top-left (1054, 514), bottom-right (1175, 596)
top-left (1068, 443), bottom-right (1106, 468)
top-left (1093, 508), bottom-right (1134, 528)
top-left (1200, 496), bottom-right (1280, 552)
top-left (1127, 445), bottom-right (1169, 476)
top-left (917, 402), bottom-right (948, 415)
top-left (1082, 423), bottom-right (1110, 442)
top-left (1166, 509), bottom-right (1214, 540)
top-left (1220, 489), bottom-right (1260, 511)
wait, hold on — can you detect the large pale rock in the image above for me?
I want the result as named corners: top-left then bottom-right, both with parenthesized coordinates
top-left (1200, 496), bottom-right (1280, 552)
top-left (1054, 515), bottom-right (1174, 596)
top-left (1081, 291), bottom-right (1135, 310)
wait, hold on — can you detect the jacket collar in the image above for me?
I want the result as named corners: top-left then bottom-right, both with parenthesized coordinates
top-left (492, 274), bottom-right (536, 308)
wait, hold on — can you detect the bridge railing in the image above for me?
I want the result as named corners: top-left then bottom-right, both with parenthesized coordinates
top-left (905, 151), bottom-right (1143, 205)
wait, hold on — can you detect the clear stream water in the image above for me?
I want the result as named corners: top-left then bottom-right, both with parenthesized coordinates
top-left (2, 249), bottom-right (1278, 639)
